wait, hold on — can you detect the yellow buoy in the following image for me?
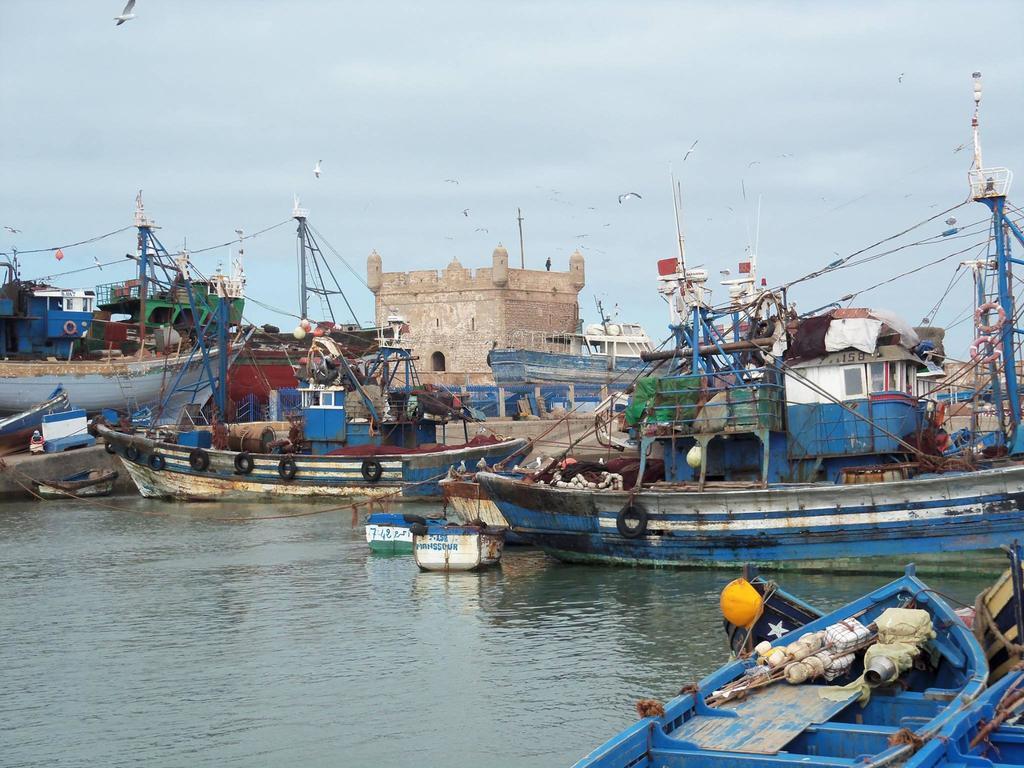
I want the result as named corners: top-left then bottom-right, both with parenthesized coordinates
top-left (720, 578), bottom-right (763, 628)
top-left (686, 445), bottom-right (702, 468)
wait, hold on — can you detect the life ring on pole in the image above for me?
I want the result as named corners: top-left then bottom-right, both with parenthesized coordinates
top-left (361, 459), bottom-right (383, 483)
top-left (975, 302), bottom-right (1008, 334)
top-left (234, 452), bottom-right (254, 475)
top-left (63, 320), bottom-right (78, 336)
top-left (616, 503), bottom-right (649, 539)
top-left (970, 335), bottom-right (1003, 364)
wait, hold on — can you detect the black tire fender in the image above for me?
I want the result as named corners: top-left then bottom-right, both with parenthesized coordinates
top-left (148, 453), bottom-right (166, 471)
top-left (234, 452), bottom-right (254, 475)
top-left (104, 441), bottom-right (117, 455)
top-left (616, 503), bottom-right (649, 539)
top-left (361, 459), bottom-right (383, 483)
top-left (189, 448), bottom-right (210, 472)
top-left (402, 514), bottom-right (427, 526)
top-left (125, 445), bottom-right (140, 463)
top-left (278, 456), bottom-right (298, 481)
top-left (409, 522), bottom-right (429, 537)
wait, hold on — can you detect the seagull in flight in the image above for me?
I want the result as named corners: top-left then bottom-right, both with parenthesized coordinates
top-left (462, 208), bottom-right (470, 217)
top-left (444, 179), bottom-right (459, 185)
top-left (3, 226), bottom-right (21, 234)
top-left (953, 143), bottom-right (966, 154)
top-left (93, 256), bottom-right (104, 271)
top-left (898, 72), bottom-right (904, 83)
top-left (114, 0), bottom-right (136, 25)
top-left (682, 139), bottom-right (699, 163)
top-left (313, 160), bottom-right (322, 178)
top-left (747, 160), bottom-right (760, 168)
top-left (617, 192), bottom-right (642, 204)
top-left (474, 227), bottom-right (489, 233)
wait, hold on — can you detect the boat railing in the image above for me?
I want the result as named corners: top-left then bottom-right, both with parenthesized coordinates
top-left (505, 330), bottom-right (576, 350)
top-left (95, 279), bottom-right (141, 305)
top-left (969, 167), bottom-right (1012, 199)
top-left (643, 367), bottom-right (786, 435)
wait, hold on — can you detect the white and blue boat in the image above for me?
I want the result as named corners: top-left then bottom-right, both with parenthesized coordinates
top-left (98, 338), bottom-right (528, 501)
top-left (572, 565), bottom-right (988, 768)
top-left (479, 75), bottom-right (1024, 568)
top-left (487, 317), bottom-right (654, 388)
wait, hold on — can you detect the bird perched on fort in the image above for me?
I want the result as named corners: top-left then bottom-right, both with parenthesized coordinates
top-left (313, 160), bottom-right (322, 178)
top-left (617, 192), bottom-right (642, 204)
top-left (114, 0), bottom-right (136, 25)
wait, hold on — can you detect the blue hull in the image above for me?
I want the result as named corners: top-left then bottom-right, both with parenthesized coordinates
top-left (477, 466), bottom-right (1024, 566)
top-left (572, 568), bottom-right (988, 767)
top-left (488, 349), bottom-right (645, 387)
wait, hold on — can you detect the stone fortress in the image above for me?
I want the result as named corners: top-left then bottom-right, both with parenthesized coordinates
top-left (367, 246), bottom-right (585, 385)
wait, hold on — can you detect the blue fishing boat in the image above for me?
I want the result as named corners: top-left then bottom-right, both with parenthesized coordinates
top-left (97, 337), bottom-right (529, 501)
top-left (478, 74), bottom-right (1024, 568)
top-left (487, 315), bottom-right (654, 388)
top-left (572, 565), bottom-right (987, 768)
top-left (0, 386), bottom-right (70, 455)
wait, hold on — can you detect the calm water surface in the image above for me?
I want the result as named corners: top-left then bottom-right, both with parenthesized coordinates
top-left (0, 498), bottom-right (993, 767)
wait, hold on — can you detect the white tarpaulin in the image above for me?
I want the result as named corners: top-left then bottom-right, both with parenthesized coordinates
top-left (824, 318), bottom-right (883, 354)
top-left (868, 309), bottom-right (920, 348)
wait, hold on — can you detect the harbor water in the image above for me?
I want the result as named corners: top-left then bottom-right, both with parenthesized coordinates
top-left (1, 499), bottom-right (995, 767)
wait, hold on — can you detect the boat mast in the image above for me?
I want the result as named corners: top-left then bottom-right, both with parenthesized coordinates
top-left (293, 196), bottom-right (310, 324)
top-left (134, 190), bottom-right (156, 358)
top-left (969, 72), bottom-right (1024, 452)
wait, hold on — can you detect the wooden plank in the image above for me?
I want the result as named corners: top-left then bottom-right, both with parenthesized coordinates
top-left (669, 684), bottom-right (859, 755)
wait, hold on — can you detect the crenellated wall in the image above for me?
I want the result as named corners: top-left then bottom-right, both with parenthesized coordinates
top-left (368, 246), bottom-right (585, 382)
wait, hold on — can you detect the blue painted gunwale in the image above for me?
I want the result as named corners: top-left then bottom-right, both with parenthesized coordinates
top-left (571, 567), bottom-right (987, 768)
top-left (476, 465), bottom-right (1024, 565)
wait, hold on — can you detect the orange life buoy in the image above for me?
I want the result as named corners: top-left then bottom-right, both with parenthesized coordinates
top-left (976, 302), bottom-right (1008, 334)
top-left (63, 319), bottom-right (78, 336)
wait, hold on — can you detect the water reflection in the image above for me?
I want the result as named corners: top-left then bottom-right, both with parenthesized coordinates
top-left (0, 498), bottom-right (998, 768)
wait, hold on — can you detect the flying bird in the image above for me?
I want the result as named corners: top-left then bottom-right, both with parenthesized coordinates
top-left (898, 72), bottom-right (904, 83)
top-left (313, 160), bottom-right (322, 178)
top-left (682, 139), bottom-right (699, 163)
top-left (953, 143), bottom-right (966, 153)
top-left (3, 226), bottom-right (20, 234)
top-left (461, 208), bottom-right (470, 217)
top-left (444, 179), bottom-right (459, 185)
top-left (747, 160), bottom-right (760, 168)
top-left (576, 234), bottom-right (589, 238)
top-left (617, 192), bottom-right (642, 204)
top-left (474, 227), bottom-right (489, 233)
top-left (93, 256), bottom-right (103, 271)
top-left (114, 0), bottom-right (136, 25)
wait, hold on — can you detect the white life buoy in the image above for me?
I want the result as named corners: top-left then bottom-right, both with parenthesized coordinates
top-left (969, 335), bottom-right (1002, 364)
top-left (975, 302), bottom-right (1008, 334)
top-left (63, 319), bottom-right (78, 336)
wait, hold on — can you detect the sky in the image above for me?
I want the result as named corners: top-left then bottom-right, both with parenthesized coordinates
top-left (2, 1), bottom-right (1024, 357)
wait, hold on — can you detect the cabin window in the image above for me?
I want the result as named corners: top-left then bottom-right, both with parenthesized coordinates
top-left (842, 366), bottom-right (865, 398)
top-left (869, 362), bottom-right (886, 392)
top-left (322, 392), bottom-right (334, 406)
top-left (431, 351), bottom-right (446, 372)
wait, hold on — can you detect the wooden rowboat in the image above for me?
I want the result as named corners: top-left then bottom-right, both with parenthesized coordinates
top-left (33, 469), bottom-right (119, 500)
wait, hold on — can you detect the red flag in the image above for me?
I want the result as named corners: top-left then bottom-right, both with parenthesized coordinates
top-left (738, 261), bottom-right (751, 274)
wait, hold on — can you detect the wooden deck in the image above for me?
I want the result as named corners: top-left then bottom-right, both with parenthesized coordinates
top-left (669, 684), bottom-right (858, 754)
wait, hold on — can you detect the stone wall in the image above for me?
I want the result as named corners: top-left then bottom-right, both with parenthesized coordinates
top-left (367, 246), bottom-right (585, 382)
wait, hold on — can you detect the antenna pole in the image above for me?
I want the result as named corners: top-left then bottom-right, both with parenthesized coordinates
top-left (293, 197), bottom-right (310, 321)
top-left (671, 173), bottom-right (686, 271)
top-left (972, 71), bottom-right (984, 170)
top-left (517, 207), bottom-right (525, 268)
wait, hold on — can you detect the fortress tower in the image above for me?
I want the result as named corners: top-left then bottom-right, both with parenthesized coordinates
top-left (367, 246), bottom-right (585, 383)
